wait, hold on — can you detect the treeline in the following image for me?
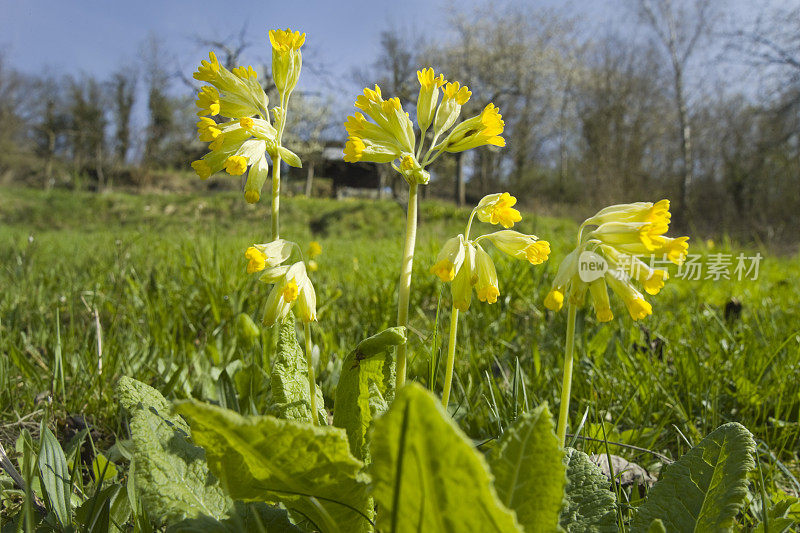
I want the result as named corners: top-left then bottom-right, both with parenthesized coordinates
top-left (0, 36), bottom-right (196, 191)
top-left (0, 32), bottom-right (332, 194)
top-left (0, 2), bottom-right (798, 241)
top-left (359, 2), bottom-right (800, 240)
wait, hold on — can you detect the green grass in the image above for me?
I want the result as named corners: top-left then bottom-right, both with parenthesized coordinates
top-left (1, 185), bottom-right (798, 500)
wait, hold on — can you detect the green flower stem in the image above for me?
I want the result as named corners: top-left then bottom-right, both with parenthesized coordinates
top-left (441, 305), bottom-right (459, 409)
top-left (395, 181), bottom-right (419, 388)
top-left (463, 207), bottom-right (478, 240)
top-left (304, 321), bottom-right (318, 426)
top-left (271, 153), bottom-right (281, 240)
top-left (556, 303), bottom-right (577, 447)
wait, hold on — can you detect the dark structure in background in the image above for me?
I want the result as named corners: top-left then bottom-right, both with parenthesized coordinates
top-left (311, 144), bottom-right (383, 199)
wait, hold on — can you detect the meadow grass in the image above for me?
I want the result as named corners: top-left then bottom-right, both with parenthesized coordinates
top-left (1, 185), bottom-right (798, 498)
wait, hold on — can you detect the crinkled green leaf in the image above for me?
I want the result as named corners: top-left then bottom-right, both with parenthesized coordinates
top-left (175, 400), bottom-right (372, 533)
top-left (560, 448), bottom-right (618, 532)
top-left (487, 405), bottom-right (565, 532)
top-left (117, 377), bottom-right (230, 524)
top-left (270, 314), bottom-right (326, 423)
top-left (369, 383), bottom-right (522, 533)
top-left (631, 422), bottom-right (755, 532)
top-left (38, 427), bottom-right (72, 527)
top-left (333, 328), bottom-right (400, 461)
top-left (354, 327), bottom-right (406, 358)
top-left (118, 376), bottom-right (185, 430)
top-left (167, 501), bottom-right (303, 533)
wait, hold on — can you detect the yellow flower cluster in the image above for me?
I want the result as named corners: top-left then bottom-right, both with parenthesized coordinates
top-left (269, 28), bottom-right (305, 99)
top-left (190, 30), bottom-right (304, 204)
top-left (244, 239), bottom-right (317, 324)
top-left (544, 200), bottom-right (688, 322)
top-left (343, 68), bottom-right (506, 185)
top-left (431, 193), bottom-right (550, 311)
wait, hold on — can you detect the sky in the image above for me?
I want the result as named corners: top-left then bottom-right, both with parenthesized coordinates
top-left (0, 0), bottom-right (611, 94)
top-left (0, 0), bottom-right (785, 132)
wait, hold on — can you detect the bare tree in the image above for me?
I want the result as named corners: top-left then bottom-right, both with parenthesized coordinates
top-left (427, 3), bottom-right (579, 204)
top-left (635, 0), bottom-right (715, 223)
top-left (141, 35), bottom-right (175, 169)
top-left (353, 27), bottom-right (419, 108)
top-left (574, 35), bottom-right (673, 203)
top-left (726, 4), bottom-right (800, 85)
top-left (68, 76), bottom-right (107, 189)
top-left (32, 77), bottom-right (69, 188)
top-left (111, 67), bottom-right (136, 167)
top-left (0, 52), bottom-right (24, 175)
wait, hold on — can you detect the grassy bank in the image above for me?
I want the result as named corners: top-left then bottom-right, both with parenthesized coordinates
top-left (1, 186), bottom-right (798, 489)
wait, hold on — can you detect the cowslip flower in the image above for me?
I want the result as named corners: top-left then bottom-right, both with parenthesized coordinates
top-left (431, 235), bottom-right (466, 283)
top-left (416, 68), bottom-right (445, 131)
top-left (433, 81), bottom-right (471, 135)
top-left (260, 261), bottom-right (317, 325)
top-left (191, 37), bottom-right (303, 205)
top-left (436, 103), bottom-right (505, 153)
top-left (483, 230), bottom-right (551, 265)
top-left (343, 69), bottom-right (505, 186)
top-left (193, 52), bottom-right (269, 119)
top-left (269, 28), bottom-right (305, 99)
top-left (245, 239), bottom-right (293, 274)
top-left (191, 118), bottom-right (282, 203)
top-left (346, 70), bottom-right (507, 390)
top-left (550, 199), bottom-right (688, 447)
top-left (243, 239), bottom-right (317, 324)
top-left (475, 192), bottom-right (522, 228)
top-left (432, 192), bottom-right (549, 311)
top-left (343, 86), bottom-right (418, 176)
top-left (308, 241), bottom-right (322, 259)
top-left (433, 192), bottom-right (550, 408)
top-left (544, 200), bottom-right (687, 322)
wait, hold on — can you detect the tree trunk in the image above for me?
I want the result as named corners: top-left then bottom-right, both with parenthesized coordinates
top-left (304, 161), bottom-right (315, 197)
top-left (673, 62), bottom-right (693, 224)
top-left (454, 152), bottom-right (465, 206)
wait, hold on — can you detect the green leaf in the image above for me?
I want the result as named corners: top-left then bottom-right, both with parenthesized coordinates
top-left (234, 362), bottom-right (270, 413)
top-left (38, 426), bottom-right (72, 527)
top-left (118, 376), bottom-right (180, 424)
top-left (354, 327), bottom-right (406, 358)
top-left (270, 314), bottom-right (326, 423)
top-left (278, 146), bottom-right (302, 168)
top-left (76, 485), bottom-right (130, 533)
top-left (117, 377), bottom-right (230, 524)
top-left (91, 453), bottom-right (118, 484)
top-left (369, 383), bottom-right (522, 533)
top-left (631, 422), bottom-right (756, 532)
top-left (560, 448), bottom-right (618, 532)
top-left (333, 328), bottom-right (402, 461)
top-left (167, 502), bottom-right (304, 533)
top-left (216, 369), bottom-right (240, 413)
top-left (646, 519), bottom-right (666, 533)
top-left (175, 400), bottom-right (372, 533)
top-left (88, 497), bottom-right (111, 533)
top-left (487, 404), bottom-right (565, 532)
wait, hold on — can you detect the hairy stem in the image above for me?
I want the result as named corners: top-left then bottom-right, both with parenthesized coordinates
top-left (271, 153), bottom-right (281, 240)
top-left (441, 305), bottom-right (459, 409)
top-left (304, 322), bottom-right (318, 426)
top-left (395, 182), bottom-right (419, 388)
top-left (556, 303), bottom-right (577, 447)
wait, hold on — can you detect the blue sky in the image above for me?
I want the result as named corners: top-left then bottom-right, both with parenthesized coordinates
top-left (0, 0), bottom-right (611, 92)
top-left (0, 0), bottom-right (783, 121)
